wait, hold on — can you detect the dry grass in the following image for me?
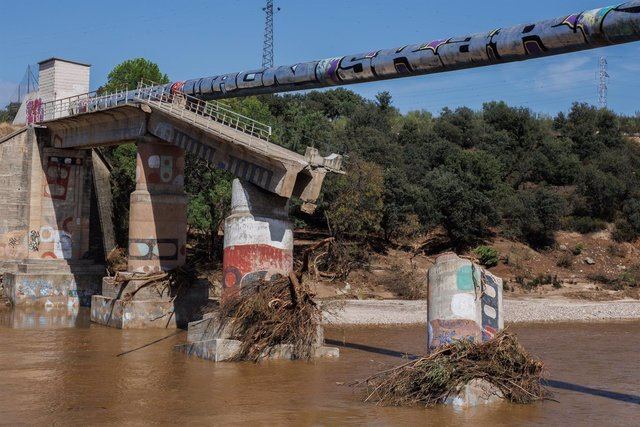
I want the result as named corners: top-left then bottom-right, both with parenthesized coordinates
top-left (0, 123), bottom-right (17, 138)
top-left (356, 331), bottom-right (549, 407)
top-left (376, 265), bottom-right (426, 300)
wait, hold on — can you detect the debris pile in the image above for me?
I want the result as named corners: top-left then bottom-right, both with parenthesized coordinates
top-left (357, 331), bottom-right (549, 407)
top-left (111, 264), bottom-right (197, 302)
top-left (218, 272), bottom-right (321, 362)
top-left (215, 238), bottom-right (332, 362)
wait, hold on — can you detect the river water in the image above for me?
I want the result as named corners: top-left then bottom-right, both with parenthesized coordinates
top-left (0, 308), bottom-right (638, 425)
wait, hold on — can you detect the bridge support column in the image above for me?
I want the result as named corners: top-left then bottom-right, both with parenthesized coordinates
top-left (427, 253), bottom-right (503, 351)
top-left (127, 140), bottom-right (187, 273)
top-left (426, 253), bottom-right (505, 407)
top-left (222, 178), bottom-right (293, 300)
top-left (91, 140), bottom-right (207, 329)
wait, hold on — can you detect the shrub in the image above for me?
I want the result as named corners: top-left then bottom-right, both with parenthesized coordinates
top-left (607, 244), bottom-right (627, 258)
top-left (572, 243), bottom-right (584, 256)
top-left (564, 216), bottom-right (608, 234)
top-left (474, 246), bottom-right (499, 268)
top-left (500, 187), bottom-right (565, 248)
top-left (521, 274), bottom-right (557, 291)
top-left (556, 253), bottom-right (573, 268)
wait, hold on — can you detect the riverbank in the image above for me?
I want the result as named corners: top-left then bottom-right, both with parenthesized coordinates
top-left (321, 297), bottom-right (640, 325)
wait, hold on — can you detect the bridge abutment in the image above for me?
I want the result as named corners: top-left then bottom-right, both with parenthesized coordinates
top-left (1, 127), bottom-right (107, 309)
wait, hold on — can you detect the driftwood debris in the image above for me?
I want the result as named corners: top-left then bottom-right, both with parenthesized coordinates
top-left (217, 238), bottom-right (334, 362)
top-left (355, 331), bottom-right (550, 407)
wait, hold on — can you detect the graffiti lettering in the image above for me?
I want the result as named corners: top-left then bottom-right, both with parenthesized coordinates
top-left (163, 4), bottom-right (640, 100)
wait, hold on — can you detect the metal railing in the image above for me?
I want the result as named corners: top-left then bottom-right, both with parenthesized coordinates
top-left (136, 80), bottom-right (272, 141)
top-left (35, 80), bottom-right (272, 143)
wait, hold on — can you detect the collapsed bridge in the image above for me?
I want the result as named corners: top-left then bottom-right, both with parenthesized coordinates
top-left (1, 2), bottom-right (640, 328)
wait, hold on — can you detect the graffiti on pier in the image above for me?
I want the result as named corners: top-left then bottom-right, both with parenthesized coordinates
top-left (28, 230), bottom-right (40, 252)
top-left (44, 156), bottom-right (83, 201)
top-left (16, 278), bottom-right (54, 299)
top-left (163, 2), bottom-right (640, 100)
top-left (128, 238), bottom-right (181, 261)
top-left (39, 226), bottom-right (73, 259)
top-left (480, 272), bottom-right (500, 341)
top-left (26, 98), bottom-right (43, 124)
top-left (428, 319), bottom-right (481, 351)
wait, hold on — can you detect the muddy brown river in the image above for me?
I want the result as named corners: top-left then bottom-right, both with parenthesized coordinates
top-left (0, 308), bottom-right (638, 425)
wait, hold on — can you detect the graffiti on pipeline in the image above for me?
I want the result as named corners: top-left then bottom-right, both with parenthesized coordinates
top-left (165, 3), bottom-right (640, 100)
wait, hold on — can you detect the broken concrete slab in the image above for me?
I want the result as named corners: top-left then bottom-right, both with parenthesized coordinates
top-left (90, 295), bottom-right (176, 329)
top-left (90, 277), bottom-right (208, 329)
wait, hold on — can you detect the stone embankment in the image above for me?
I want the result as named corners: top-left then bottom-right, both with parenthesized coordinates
top-left (322, 298), bottom-right (640, 325)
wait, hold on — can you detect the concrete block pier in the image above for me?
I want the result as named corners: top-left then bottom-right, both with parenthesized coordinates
top-left (90, 275), bottom-right (208, 329)
top-left (175, 312), bottom-right (339, 362)
top-left (427, 253), bottom-right (503, 351)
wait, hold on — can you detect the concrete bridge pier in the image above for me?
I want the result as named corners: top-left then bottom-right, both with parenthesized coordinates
top-left (427, 253), bottom-right (505, 407)
top-left (127, 140), bottom-right (187, 273)
top-left (91, 140), bottom-right (206, 329)
top-left (222, 178), bottom-right (294, 299)
top-left (427, 253), bottom-right (503, 351)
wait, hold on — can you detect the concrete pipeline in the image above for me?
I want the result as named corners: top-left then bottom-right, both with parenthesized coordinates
top-left (167, 2), bottom-right (640, 100)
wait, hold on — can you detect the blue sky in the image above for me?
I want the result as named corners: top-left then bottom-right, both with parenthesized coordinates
top-left (1, 0), bottom-right (639, 116)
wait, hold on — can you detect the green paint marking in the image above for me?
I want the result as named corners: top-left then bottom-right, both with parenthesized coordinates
top-left (456, 265), bottom-right (474, 291)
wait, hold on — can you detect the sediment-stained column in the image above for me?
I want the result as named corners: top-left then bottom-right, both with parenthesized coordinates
top-left (222, 178), bottom-right (293, 299)
top-left (127, 140), bottom-right (187, 273)
top-left (427, 253), bottom-right (503, 351)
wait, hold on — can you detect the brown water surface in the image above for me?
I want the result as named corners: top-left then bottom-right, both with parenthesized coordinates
top-left (0, 307), bottom-right (638, 425)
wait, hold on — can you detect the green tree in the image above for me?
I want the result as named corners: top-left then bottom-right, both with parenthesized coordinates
top-left (0, 102), bottom-right (20, 123)
top-left (500, 187), bottom-right (565, 248)
top-left (100, 58), bottom-right (169, 93)
top-left (324, 159), bottom-right (385, 238)
top-left (108, 144), bottom-right (137, 247)
top-left (184, 158), bottom-right (233, 261)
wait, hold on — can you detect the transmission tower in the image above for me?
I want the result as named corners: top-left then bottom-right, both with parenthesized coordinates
top-left (262, 1), bottom-right (280, 69)
top-left (598, 56), bottom-right (609, 109)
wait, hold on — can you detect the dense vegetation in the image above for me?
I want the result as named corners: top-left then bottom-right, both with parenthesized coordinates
top-left (225, 91), bottom-right (640, 251)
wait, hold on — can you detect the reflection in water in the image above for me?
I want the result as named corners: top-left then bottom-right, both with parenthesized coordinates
top-left (0, 308), bottom-right (638, 425)
top-left (0, 306), bottom-right (85, 329)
